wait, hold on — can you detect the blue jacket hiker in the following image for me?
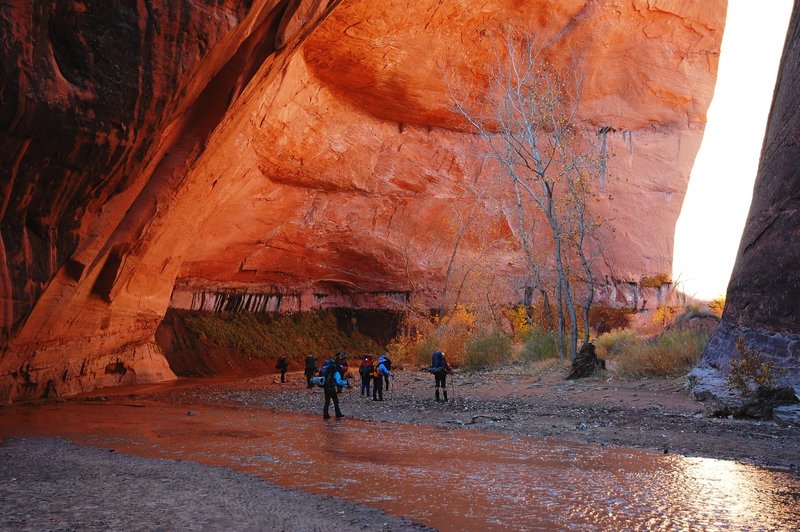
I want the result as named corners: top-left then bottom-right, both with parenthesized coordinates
top-left (372, 355), bottom-right (393, 401)
top-left (380, 354), bottom-right (393, 392)
top-left (320, 354), bottom-right (349, 419)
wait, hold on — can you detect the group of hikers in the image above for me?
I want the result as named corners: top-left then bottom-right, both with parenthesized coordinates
top-left (276, 350), bottom-right (452, 419)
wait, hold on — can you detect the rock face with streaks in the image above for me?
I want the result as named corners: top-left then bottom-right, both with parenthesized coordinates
top-left (0, 0), bottom-right (341, 401)
top-left (0, 0), bottom-right (726, 401)
top-left (689, 4), bottom-right (800, 407)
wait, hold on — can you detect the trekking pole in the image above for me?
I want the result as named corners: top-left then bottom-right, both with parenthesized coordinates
top-left (450, 372), bottom-right (456, 401)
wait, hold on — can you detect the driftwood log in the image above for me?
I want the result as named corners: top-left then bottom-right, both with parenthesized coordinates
top-left (566, 342), bottom-right (606, 380)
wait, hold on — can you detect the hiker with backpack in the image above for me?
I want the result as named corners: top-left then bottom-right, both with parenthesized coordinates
top-left (358, 354), bottom-right (374, 397)
top-left (380, 354), bottom-right (393, 392)
top-left (337, 352), bottom-right (350, 392)
top-left (372, 355), bottom-right (393, 401)
top-left (430, 351), bottom-right (452, 402)
top-left (319, 353), bottom-right (350, 419)
top-left (304, 354), bottom-right (317, 389)
top-left (275, 355), bottom-right (289, 383)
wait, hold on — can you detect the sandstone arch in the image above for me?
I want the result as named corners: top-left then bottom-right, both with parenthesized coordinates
top-left (1, 1), bottom-right (726, 401)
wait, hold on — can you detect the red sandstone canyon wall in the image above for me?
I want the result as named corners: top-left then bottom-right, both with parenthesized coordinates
top-left (0, 0), bottom-right (341, 401)
top-left (1, 0), bottom-right (725, 401)
top-left (175, 0), bottom-right (725, 309)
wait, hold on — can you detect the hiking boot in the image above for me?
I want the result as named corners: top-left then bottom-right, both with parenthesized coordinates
top-left (443, 391), bottom-right (448, 402)
top-left (435, 390), bottom-right (440, 402)
top-left (323, 414), bottom-right (331, 419)
top-left (335, 414), bottom-right (345, 419)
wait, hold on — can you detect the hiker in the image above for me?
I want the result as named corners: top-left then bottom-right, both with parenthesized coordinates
top-left (304, 354), bottom-right (317, 389)
top-left (335, 351), bottom-right (349, 392)
top-left (431, 351), bottom-right (452, 402)
top-left (275, 355), bottom-right (289, 383)
top-left (372, 354), bottom-right (393, 401)
top-left (358, 354), bottom-right (373, 397)
top-left (380, 353), bottom-right (393, 392)
top-left (320, 353), bottom-right (349, 419)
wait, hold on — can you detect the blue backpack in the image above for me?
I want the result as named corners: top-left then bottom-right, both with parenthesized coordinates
top-left (320, 359), bottom-right (335, 379)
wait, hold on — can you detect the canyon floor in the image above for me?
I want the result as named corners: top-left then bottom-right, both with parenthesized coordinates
top-left (1, 365), bottom-right (798, 530)
top-left (177, 365), bottom-right (799, 473)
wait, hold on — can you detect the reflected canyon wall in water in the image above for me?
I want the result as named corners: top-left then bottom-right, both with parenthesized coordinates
top-left (1, 400), bottom-right (797, 530)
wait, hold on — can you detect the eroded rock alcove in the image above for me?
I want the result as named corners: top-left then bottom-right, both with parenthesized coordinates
top-left (1, 0), bottom-right (731, 402)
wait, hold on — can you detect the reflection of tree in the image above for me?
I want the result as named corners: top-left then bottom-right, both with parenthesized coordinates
top-left (451, 28), bottom-right (602, 360)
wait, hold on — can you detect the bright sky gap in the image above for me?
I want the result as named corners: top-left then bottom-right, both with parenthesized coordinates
top-left (672, 0), bottom-right (794, 301)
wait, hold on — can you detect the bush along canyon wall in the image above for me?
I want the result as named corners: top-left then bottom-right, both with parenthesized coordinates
top-left (689, 3), bottom-right (800, 407)
top-left (0, 0), bottom-right (727, 401)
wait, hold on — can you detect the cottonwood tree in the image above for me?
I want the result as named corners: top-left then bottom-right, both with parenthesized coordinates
top-left (439, 186), bottom-right (512, 316)
top-left (451, 28), bottom-right (602, 361)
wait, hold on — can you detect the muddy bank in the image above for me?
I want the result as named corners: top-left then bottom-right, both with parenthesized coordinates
top-left (161, 368), bottom-right (799, 474)
top-left (0, 437), bottom-right (428, 532)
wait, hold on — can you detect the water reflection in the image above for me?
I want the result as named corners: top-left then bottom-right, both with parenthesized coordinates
top-left (674, 457), bottom-right (796, 530)
top-left (1, 401), bottom-right (797, 530)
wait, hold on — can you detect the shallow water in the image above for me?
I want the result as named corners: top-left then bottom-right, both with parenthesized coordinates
top-left (1, 398), bottom-right (797, 530)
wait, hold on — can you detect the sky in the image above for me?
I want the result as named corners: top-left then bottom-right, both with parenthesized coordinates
top-left (672, 0), bottom-right (794, 301)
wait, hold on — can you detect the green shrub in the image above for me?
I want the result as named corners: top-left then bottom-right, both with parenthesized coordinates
top-left (684, 303), bottom-right (702, 315)
top-left (615, 329), bottom-right (708, 379)
top-left (415, 335), bottom-right (441, 367)
top-left (521, 327), bottom-right (559, 361)
top-left (464, 329), bottom-right (513, 370)
top-left (594, 328), bottom-right (638, 358)
top-left (727, 335), bottom-right (780, 395)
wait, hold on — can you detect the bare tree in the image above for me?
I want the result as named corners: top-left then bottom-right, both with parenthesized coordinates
top-left (450, 28), bottom-right (602, 361)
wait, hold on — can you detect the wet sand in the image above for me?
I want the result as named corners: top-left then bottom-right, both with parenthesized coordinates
top-left (0, 437), bottom-right (428, 531)
top-left (1, 367), bottom-right (798, 530)
top-left (198, 368), bottom-right (800, 473)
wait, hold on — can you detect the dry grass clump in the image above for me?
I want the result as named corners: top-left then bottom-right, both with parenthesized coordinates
top-left (614, 329), bottom-right (709, 379)
top-left (486, 357), bottom-right (566, 376)
top-left (177, 309), bottom-right (381, 361)
top-left (594, 328), bottom-right (638, 358)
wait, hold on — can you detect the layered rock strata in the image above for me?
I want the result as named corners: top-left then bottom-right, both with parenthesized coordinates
top-left (689, 4), bottom-right (800, 406)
